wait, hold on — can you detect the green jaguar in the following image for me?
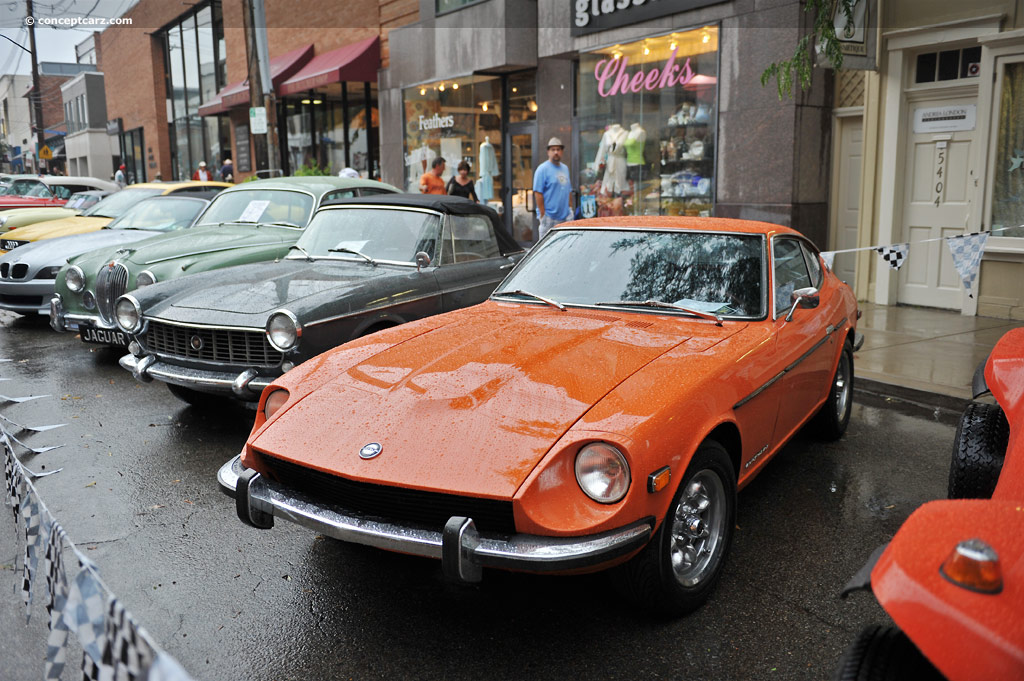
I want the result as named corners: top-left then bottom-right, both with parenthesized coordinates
top-left (50, 176), bottom-right (400, 347)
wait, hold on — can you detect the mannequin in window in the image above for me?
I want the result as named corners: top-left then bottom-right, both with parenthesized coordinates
top-left (476, 136), bottom-right (497, 202)
top-left (624, 123), bottom-right (646, 185)
top-left (594, 123), bottom-right (628, 195)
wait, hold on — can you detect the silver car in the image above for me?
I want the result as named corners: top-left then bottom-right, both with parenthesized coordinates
top-left (0, 195), bottom-right (215, 316)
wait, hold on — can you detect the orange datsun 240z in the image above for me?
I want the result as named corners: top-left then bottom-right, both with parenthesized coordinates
top-left (218, 216), bottom-right (862, 616)
top-left (837, 327), bottom-right (1024, 679)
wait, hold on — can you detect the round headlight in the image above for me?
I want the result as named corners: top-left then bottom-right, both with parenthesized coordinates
top-left (0, 216), bottom-right (8, 227)
top-left (114, 296), bottom-right (142, 333)
top-left (575, 443), bottom-right (630, 504)
top-left (82, 290), bottom-right (96, 310)
top-left (266, 310), bottom-right (300, 351)
top-left (136, 270), bottom-right (157, 288)
top-left (65, 265), bottom-right (85, 293)
top-left (263, 388), bottom-right (290, 420)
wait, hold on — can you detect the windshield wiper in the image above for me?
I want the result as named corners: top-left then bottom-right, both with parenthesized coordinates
top-left (288, 244), bottom-right (315, 262)
top-left (595, 300), bottom-right (723, 326)
top-left (327, 247), bottom-right (376, 266)
top-left (264, 221), bottom-right (300, 228)
top-left (493, 289), bottom-right (566, 311)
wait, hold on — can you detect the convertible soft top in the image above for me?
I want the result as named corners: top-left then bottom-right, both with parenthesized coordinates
top-left (320, 194), bottom-right (523, 255)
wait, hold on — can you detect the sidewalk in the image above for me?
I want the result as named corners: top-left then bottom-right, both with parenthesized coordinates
top-left (853, 302), bottom-right (1024, 410)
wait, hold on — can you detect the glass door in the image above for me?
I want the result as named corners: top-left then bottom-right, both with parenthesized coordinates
top-left (506, 122), bottom-right (536, 245)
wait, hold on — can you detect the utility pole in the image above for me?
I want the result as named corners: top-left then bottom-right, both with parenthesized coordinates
top-left (26, 0), bottom-right (45, 172)
top-left (242, 0), bottom-right (278, 174)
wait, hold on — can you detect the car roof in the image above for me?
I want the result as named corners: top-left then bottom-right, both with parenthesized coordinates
top-left (40, 176), bottom-right (120, 189)
top-left (560, 216), bottom-right (804, 238)
top-left (220, 176), bottom-right (400, 194)
top-left (319, 194), bottom-right (523, 255)
top-left (130, 181), bottom-right (233, 191)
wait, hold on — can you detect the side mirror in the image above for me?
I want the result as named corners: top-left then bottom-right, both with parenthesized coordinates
top-left (785, 287), bottom-right (820, 322)
top-left (415, 251), bottom-right (431, 271)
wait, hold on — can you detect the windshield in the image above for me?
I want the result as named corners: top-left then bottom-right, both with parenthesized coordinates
top-left (83, 187), bottom-right (163, 218)
top-left (296, 208), bottom-right (441, 263)
top-left (496, 229), bottom-right (766, 318)
top-left (105, 197), bottom-right (206, 232)
top-left (195, 189), bottom-right (314, 228)
top-left (21, 181), bottom-right (53, 198)
top-left (65, 193), bottom-right (101, 211)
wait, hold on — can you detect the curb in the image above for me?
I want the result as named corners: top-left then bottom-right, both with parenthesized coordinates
top-left (853, 376), bottom-right (971, 414)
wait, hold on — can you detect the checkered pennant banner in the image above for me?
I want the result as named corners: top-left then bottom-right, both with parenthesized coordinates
top-left (102, 597), bottom-right (155, 681)
top-left (44, 516), bottom-right (71, 680)
top-left (945, 232), bottom-right (989, 299)
top-left (62, 561), bottom-right (109, 667)
top-left (7, 448), bottom-right (24, 527)
top-left (21, 485), bottom-right (43, 622)
top-left (876, 243), bottom-right (909, 271)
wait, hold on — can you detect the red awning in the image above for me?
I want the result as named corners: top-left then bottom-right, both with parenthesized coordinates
top-left (278, 36), bottom-right (379, 96)
top-left (200, 44), bottom-right (315, 115)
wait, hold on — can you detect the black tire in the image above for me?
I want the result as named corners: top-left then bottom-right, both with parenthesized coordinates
top-left (166, 382), bottom-right (224, 407)
top-left (833, 624), bottom-right (944, 681)
top-left (948, 402), bottom-right (1008, 499)
top-left (813, 340), bottom-right (854, 441)
top-left (613, 440), bottom-right (736, 617)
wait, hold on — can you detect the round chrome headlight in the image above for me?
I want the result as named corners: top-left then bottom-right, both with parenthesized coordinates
top-left (114, 295), bottom-right (142, 333)
top-left (575, 443), bottom-right (631, 504)
top-left (136, 270), bottom-right (157, 288)
top-left (65, 265), bottom-right (85, 293)
top-left (266, 310), bottom-right (301, 351)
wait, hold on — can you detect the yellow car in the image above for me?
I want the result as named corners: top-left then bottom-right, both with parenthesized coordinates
top-left (0, 181), bottom-right (232, 252)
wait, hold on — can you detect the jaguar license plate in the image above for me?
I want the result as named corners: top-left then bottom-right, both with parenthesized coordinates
top-left (79, 323), bottom-right (128, 347)
top-left (1, 239), bottom-right (27, 251)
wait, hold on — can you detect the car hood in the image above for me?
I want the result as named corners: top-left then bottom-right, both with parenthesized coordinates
top-left (118, 223), bottom-right (298, 268)
top-left (1, 207), bottom-right (75, 220)
top-left (161, 259), bottom-right (415, 316)
top-left (7, 216), bottom-right (111, 241)
top-left (253, 306), bottom-right (743, 499)
top-left (0, 229), bottom-right (159, 267)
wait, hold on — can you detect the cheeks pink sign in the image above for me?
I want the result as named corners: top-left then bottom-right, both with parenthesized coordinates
top-left (594, 46), bottom-right (695, 97)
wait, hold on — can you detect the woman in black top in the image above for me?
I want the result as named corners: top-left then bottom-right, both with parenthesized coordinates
top-left (447, 161), bottom-right (479, 202)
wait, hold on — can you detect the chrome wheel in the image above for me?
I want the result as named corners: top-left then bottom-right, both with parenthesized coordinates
top-left (669, 470), bottom-right (727, 587)
top-left (834, 351), bottom-right (851, 422)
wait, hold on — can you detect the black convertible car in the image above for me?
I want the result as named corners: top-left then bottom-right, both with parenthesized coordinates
top-left (116, 195), bottom-right (525, 404)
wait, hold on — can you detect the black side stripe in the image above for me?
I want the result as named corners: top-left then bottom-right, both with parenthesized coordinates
top-left (733, 318), bottom-right (848, 410)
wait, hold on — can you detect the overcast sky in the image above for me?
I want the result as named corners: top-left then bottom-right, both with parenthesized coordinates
top-left (0, 0), bottom-right (137, 75)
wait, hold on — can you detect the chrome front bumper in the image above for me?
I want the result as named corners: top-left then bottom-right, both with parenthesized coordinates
top-left (217, 454), bottom-right (654, 583)
top-left (120, 353), bottom-right (274, 399)
top-left (49, 295), bottom-right (107, 332)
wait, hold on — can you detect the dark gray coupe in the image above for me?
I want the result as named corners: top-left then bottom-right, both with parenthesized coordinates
top-left (117, 195), bottom-right (525, 404)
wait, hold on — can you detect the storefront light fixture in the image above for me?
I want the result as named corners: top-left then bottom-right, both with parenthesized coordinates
top-left (643, 45), bottom-right (650, 55)
top-left (452, 83), bottom-right (459, 90)
top-left (702, 32), bottom-right (710, 44)
top-left (313, 99), bottom-right (322, 104)
top-left (670, 41), bottom-right (677, 50)
top-left (481, 102), bottom-right (488, 112)
top-left (301, 99), bottom-right (311, 104)
top-left (439, 83), bottom-right (445, 91)
top-left (420, 88), bottom-right (426, 95)
top-left (527, 100), bottom-right (538, 113)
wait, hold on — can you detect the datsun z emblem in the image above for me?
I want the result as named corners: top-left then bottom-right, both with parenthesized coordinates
top-left (359, 442), bottom-right (383, 459)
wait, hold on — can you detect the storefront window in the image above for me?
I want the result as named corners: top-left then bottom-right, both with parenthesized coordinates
top-left (575, 26), bottom-right (719, 218)
top-left (402, 76), bottom-right (503, 205)
top-left (992, 61), bottom-right (1024, 238)
top-left (508, 72), bottom-right (537, 123)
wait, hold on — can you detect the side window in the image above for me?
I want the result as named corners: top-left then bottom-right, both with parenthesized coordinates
top-left (801, 243), bottom-right (823, 287)
top-left (323, 189), bottom-right (357, 202)
top-left (51, 185), bottom-right (72, 199)
top-left (445, 215), bottom-right (501, 263)
top-left (772, 238), bottom-right (812, 316)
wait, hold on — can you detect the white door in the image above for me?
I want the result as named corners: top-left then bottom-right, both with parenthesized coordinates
top-left (831, 116), bottom-right (862, 286)
top-left (897, 95), bottom-right (976, 309)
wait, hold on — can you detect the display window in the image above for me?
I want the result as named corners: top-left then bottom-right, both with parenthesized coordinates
top-left (991, 60), bottom-right (1024, 238)
top-left (576, 26), bottom-right (718, 218)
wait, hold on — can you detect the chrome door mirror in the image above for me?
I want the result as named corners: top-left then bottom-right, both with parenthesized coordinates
top-left (415, 251), bottom-right (432, 271)
top-left (785, 287), bottom-right (820, 322)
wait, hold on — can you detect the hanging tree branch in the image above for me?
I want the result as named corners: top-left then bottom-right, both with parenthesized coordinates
top-left (761, 0), bottom-right (856, 99)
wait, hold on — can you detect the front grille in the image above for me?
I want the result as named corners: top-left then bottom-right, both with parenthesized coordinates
top-left (257, 453), bottom-right (517, 535)
top-left (144, 320), bottom-right (283, 367)
top-left (11, 263), bottom-right (27, 279)
top-left (0, 263), bottom-right (8, 278)
top-left (95, 262), bottom-right (129, 323)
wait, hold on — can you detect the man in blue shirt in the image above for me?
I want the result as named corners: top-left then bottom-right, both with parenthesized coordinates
top-left (533, 137), bottom-right (573, 241)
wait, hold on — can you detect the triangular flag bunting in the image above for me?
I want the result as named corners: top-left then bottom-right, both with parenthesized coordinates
top-left (876, 243), bottom-right (909, 270)
top-left (945, 232), bottom-right (989, 299)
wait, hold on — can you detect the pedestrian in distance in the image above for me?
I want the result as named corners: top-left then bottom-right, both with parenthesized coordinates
top-left (532, 137), bottom-right (573, 241)
top-left (219, 158), bottom-right (234, 183)
top-left (192, 161), bottom-right (212, 181)
top-left (420, 157), bottom-right (446, 195)
top-left (114, 164), bottom-right (127, 188)
top-left (447, 161), bottom-right (479, 202)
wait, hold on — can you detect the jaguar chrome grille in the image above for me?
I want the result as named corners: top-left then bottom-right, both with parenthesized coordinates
top-left (95, 262), bottom-right (129, 323)
top-left (257, 453), bottom-right (517, 535)
top-left (143, 321), bottom-right (283, 368)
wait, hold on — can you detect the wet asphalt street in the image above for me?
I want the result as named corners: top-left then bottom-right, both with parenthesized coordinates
top-left (0, 310), bottom-right (961, 681)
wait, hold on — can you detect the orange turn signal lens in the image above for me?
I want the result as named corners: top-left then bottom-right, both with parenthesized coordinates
top-left (648, 466), bottom-right (671, 493)
top-left (940, 538), bottom-right (1002, 594)
top-left (263, 389), bottom-right (290, 421)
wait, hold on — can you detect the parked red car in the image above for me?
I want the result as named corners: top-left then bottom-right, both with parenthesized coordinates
top-left (837, 327), bottom-right (1024, 680)
top-left (0, 175), bottom-right (119, 210)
